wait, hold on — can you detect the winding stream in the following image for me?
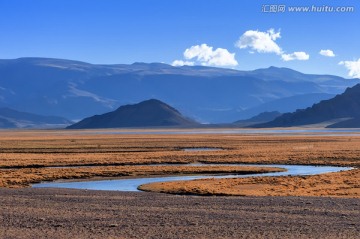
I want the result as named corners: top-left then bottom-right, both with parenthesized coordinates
top-left (32, 164), bottom-right (352, 192)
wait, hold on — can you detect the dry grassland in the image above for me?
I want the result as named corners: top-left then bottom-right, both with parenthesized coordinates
top-left (0, 129), bottom-right (359, 197)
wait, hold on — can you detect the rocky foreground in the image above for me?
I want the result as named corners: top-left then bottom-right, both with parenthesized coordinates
top-left (0, 188), bottom-right (359, 239)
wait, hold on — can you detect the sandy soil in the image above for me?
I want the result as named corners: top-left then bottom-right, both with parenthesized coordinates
top-left (0, 188), bottom-right (359, 239)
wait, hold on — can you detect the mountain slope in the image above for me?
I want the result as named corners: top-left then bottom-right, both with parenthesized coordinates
top-left (0, 118), bottom-right (17, 128)
top-left (326, 118), bottom-right (360, 128)
top-left (0, 57), bottom-right (357, 123)
top-left (237, 93), bottom-right (335, 120)
top-left (0, 107), bottom-right (73, 128)
top-left (252, 84), bottom-right (360, 127)
top-left (234, 111), bottom-right (282, 126)
top-left (67, 99), bottom-right (198, 129)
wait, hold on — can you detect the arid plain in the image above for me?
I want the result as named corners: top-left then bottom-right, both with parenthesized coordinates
top-left (0, 129), bottom-right (359, 238)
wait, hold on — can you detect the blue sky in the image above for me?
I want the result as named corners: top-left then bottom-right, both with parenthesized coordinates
top-left (0, 0), bottom-right (359, 78)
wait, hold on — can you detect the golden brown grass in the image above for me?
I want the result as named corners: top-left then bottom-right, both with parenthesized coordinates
top-left (0, 165), bottom-right (284, 188)
top-left (0, 129), bottom-right (359, 197)
top-left (139, 169), bottom-right (360, 198)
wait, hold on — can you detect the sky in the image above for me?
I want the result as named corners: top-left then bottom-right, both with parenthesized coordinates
top-left (0, 0), bottom-right (360, 78)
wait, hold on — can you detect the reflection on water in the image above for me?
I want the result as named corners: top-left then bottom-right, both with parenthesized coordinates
top-left (32, 164), bottom-right (352, 192)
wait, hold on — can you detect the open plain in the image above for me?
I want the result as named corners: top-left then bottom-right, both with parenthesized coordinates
top-left (0, 129), bottom-right (359, 238)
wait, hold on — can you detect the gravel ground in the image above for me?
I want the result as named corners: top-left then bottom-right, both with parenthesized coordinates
top-left (0, 188), bottom-right (359, 239)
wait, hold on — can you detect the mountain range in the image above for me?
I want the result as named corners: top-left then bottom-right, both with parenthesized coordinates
top-left (252, 84), bottom-right (360, 128)
top-left (67, 99), bottom-right (198, 129)
top-left (0, 107), bottom-right (72, 128)
top-left (0, 57), bottom-right (357, 123)
top-left (234, 111), bottom-right (282, 127)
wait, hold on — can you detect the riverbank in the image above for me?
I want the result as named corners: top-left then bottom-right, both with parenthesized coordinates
top-left (1, 165), bottom-right (284, 188)
top-left (0, 188), bottom-right (359, 239)
top-left (139, 168), bottom-right (359, 197)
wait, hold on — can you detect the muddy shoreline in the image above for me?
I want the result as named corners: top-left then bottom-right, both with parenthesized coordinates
top-left (1, 188), bottom-right (359, 239)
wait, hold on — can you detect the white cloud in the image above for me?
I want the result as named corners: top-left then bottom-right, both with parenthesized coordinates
top-left (235, 29), bottom-right (282, 55)
top-left (171, 60), bottom-right (194, 67)
top-left (339, 58), bottom-right (360, 78)
top-left (236, 28), bottom-right (311, 62)
top-left (181, 44), bottom-right (238, 67)
top-left (319, 49), bottom-right (335, 57)
top-left (281, 52), bottom-right (310, 61)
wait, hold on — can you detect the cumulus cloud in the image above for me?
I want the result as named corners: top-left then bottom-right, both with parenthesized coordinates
top-left (171, 60), bottom-right (194, 66)
top-left (319, 49), bottom-right (335, 57)
top-left (281, 52), bottom-right (310, 61)
top-left (339, 58), bottom-right (360, 78)
top-left (235, 29), bottom-right (282, 55)
top-left (173, 44), bottom-right (238, 67)
top-left (236, 28), bottom-right (310, 61)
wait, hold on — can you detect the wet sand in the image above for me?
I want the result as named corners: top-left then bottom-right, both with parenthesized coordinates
top-left (0, 188), bottom-right (359, 239)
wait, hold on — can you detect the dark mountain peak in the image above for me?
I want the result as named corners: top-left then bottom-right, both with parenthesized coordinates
top-left (134, 98), bottom-right (173, 107)
top-left (343, 83), bottom-right (360, 93)
top-left (115, 99), bottom-right (182, 115)
top-left (139, 98), bottom-right (178, 109)
top-left (67, 99), bottom-right (198, 129)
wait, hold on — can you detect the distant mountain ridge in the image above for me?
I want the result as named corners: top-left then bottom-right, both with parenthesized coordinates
top-left (67, 99), bottom-right (198, 129)
top-left (0, 57), bottom-right (357, 123)
top-left (0, 107), bottom-right (72, 128)
top-left (234, 111), bottom-right (282, 126)
top-left (252, 84), bottom-right (360, 128)
top-left (236, 93), bottom-right (335, 120)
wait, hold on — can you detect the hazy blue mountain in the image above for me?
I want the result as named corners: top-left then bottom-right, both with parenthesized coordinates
top-left (237, 93), bottom-right (335, 120)
top-left (0, 107), bottom-right (73, 128)
top-left (326, 118), bottom-right (360, 128)
top-left (252, 84), bottom-right (360, 128)
top-left (0, 57), bottom-right (357, 123)
top-left (234, 111), bottom-right (282, 126)
top-left (67, 99), bottom-right (198, 129)
top-left (0, 117), bottom-right (16, 128)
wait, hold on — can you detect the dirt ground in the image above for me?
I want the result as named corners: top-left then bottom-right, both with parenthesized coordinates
top-left (0, 188), bottom-right (359, 239)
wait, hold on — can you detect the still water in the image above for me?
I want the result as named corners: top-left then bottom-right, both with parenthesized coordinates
top-left (32, 164), bottom-right (352, 192)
